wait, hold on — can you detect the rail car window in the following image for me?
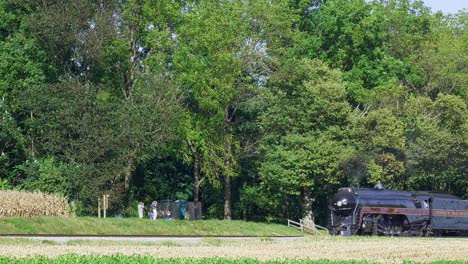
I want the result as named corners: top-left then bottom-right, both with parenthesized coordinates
top-left (414, 200), bottom-right (421, 208)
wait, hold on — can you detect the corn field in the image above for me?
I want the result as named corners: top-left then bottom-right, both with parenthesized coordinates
top-left (0, 190), bottom-right (73, 218)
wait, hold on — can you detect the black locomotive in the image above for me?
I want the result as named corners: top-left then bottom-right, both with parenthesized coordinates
top-left (329, 187), bottom-right (468, 236)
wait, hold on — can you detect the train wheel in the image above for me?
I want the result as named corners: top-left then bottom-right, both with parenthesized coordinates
top-left (420, 222), bottom-right (433, 236)
top-left (425, 224), bottom-right (433, 237)
top-left (370, 215), bottom-right (385, 236)
top-left (401, 218), bottom-right (411, 237)
top-left (371, 215), bottom-right (379, 236)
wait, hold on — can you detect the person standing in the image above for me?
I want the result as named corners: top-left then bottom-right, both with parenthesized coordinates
top-left (138, 202), bottom-right (144, 219)
top-left (151, 201), bottom-right (158, 220)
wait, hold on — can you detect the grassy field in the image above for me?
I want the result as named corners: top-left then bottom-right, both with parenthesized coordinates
top-left (0, 255), bottom-right (465, 264)
top-left (0, 236), bottom-right (467, 263)
top-left (0, 218), bottom-right (467, 263)
top-left (2, 256), bottom-right (461, 264)
top-left (0, 216), bottom-right (302, 236)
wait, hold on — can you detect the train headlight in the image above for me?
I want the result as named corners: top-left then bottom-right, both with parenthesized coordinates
top-left (336, 201), bottom-right (343, 207)
top-left (342, 199), bottom-right (348, 205)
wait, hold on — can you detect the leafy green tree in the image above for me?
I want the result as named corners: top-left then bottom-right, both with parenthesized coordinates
top-left (376, 0), bottom-right (432, 60)
top-left (411, 11), bottom-right (468, 98)
top-left (19, 156), bottom-right (80, 196)
top-left (404, 95), bottom-right (467, 197)
top-left (0, 98), bottom-right (26, 183)
top-left (174, 3), bottom-right (245, 142)
top-left (22, 0), bottom-right (115, 82)
top-left (0, 0), bottom-right (47, 97)
top-left (299, 0), bottom-right (432, 104)
top-left (18, 76), bottom-right (181, 213)
top-left (259, 59), bottom-right (353, 224)
top-left (0, 34), bottom-right (46, 97)
top-left (0, 0), bottom-right (48, 162)
top-left (1, 0), bottom-right (465, 219)
top-left (354, 109), bottom-right (406, 188)
top-left (172, 0), bottom-right (297, 219)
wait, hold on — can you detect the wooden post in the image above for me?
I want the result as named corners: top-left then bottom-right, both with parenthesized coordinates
top-left (103, 194), bottom-right (106, 218)
top-left (98, 197), bottom-right (101, 218)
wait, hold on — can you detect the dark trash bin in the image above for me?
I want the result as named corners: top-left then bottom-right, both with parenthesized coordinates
top-left (179, 200), bottom-right (186, 220)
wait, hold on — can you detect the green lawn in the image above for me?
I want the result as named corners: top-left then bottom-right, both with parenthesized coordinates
top-left (0, 217), bottom-right (302, 236)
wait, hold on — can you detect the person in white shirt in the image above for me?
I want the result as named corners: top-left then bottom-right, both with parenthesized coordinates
top-left (150, 201), bottom-right (158, 220)
top-left (138, 202), bottom-right (144, 219)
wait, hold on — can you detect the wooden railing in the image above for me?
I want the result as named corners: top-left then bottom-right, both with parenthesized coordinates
top-left (287, 219), bottom-right (329, 235)
top-left (287, 219), bottom-right (304, 233)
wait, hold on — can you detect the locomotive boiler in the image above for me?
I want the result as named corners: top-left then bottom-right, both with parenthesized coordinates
top-left (329, 187), bottom-right (468, 236)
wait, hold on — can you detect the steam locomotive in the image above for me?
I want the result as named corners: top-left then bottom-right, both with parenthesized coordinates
top-left (329, 187), bottom-right (468, 236)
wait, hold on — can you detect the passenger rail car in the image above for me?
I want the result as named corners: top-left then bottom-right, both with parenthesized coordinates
top-left (329, 187), bottom-right (468, 236)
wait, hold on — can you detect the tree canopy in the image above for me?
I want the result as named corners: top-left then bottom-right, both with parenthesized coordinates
top-left (0, 0), bottom-right (466, 223)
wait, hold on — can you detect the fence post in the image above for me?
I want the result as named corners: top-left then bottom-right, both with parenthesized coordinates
top-left (98, 197), bottom-right (101, 218)
top-left (103, 194), bottom-right (106, 219)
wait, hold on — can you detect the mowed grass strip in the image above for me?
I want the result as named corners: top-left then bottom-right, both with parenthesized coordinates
top-left (0, 217), bottom-right (302, 236)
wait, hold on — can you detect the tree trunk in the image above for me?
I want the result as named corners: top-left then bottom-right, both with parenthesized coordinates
top-left (193, 149), bottom-right (200, 203)
top-left (223, 107), bottom-right (234, 220)
top-left (124, 157), bottom-right (134, 192)
top-left (29, 111), bottom-right (36, 159)
top-left (282, 196), bottom-right (289, 220)
top-left (224, 173), bottom-right (231, 220)
top-left (188, 139), bottom-right (201, 203)
top-left (303, 187), bottom-right (315, 229)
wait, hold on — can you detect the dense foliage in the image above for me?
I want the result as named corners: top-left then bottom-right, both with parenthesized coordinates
top-left (0, 0), bottom-right (466, 224)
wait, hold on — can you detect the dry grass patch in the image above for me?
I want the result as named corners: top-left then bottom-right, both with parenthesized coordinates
top-left (0, 236), bottom-right (466, 262)
top-left (0, 191), bottom-right (73, 218)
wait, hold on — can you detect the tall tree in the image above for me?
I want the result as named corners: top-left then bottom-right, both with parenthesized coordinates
top-left (410, 11), bottom-right (468, 98)
top-left (353, 108), bottom-right (406, 188)
top-left (173, 0), bottom-right (246, 219)
top-left (403, 95), bottom-right (467, 197)
top-left (173, 0), bottom-right (297, 219)
top-left (259, 59), bottom-right (353, 225)
top-left (12, 0), bottom-right (184, 212)
top-left (0, 98), bottom-right (26, 183)
top-left (0, 0), bottom-right (47, 185)
top-left (299, 0), bottom-right (432, 104)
